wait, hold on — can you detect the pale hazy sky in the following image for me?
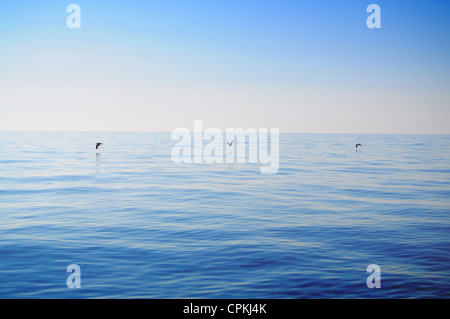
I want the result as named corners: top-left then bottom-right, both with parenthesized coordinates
top-left (1, 0), bottom-right (449, 133)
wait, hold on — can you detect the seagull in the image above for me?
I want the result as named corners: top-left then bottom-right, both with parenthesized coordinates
top-left (356, 144), bottom-right (362, 149)
top-left (227, 140), bottom-right (233, 146)
top-left (96, 143), bottom-right (103, 149)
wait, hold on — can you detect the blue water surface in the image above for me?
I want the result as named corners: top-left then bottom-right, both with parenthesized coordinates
top-left (0, 131), bottom-right (449, 298)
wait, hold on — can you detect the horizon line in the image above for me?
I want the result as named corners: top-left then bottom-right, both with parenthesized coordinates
top-left (1, 129), bottom-right (449, 136)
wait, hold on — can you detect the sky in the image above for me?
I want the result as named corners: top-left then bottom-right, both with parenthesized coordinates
top-left (0, 0), bottom-right (449, 133)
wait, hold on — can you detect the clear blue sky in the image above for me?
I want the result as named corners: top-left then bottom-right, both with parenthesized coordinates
top-left (1, 0), bottom-right (449, 133)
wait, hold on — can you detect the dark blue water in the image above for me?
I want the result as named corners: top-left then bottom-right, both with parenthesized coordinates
top-left (0, 131), bottom-right (449, 298)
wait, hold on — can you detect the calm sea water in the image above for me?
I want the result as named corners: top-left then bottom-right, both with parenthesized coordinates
top-left (0, 131), bottom-right (449, 298)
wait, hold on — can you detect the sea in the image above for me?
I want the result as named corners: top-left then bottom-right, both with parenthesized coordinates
top-left (0, 131), bottom-right (449, 298)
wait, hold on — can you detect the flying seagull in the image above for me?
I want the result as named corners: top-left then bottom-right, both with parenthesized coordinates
top-left (227, 140), bottom-right (234, 146)
top-left (356, 144), bottom-right (362, 149)
top-left (96, 143), bottom-right (103, 149)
